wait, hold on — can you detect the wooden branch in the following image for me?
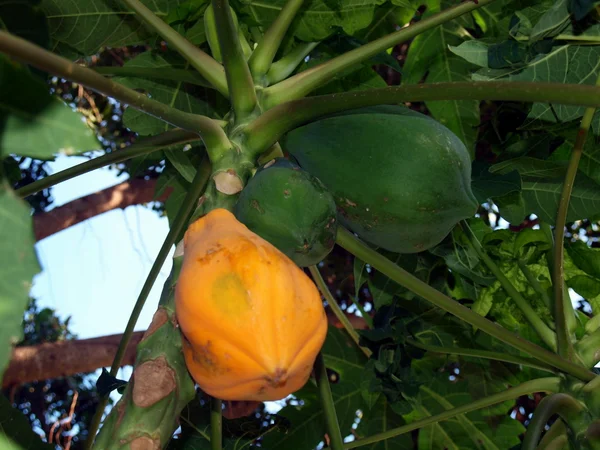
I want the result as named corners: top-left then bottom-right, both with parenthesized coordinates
top-left (33, 178), bottom-right (171, 241)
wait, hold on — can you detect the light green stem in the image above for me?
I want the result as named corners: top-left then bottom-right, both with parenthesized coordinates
top-left (211, 398), bottom-right (222, 450)
top-left (17, 130), bottom-right (200, 198)
top-left (406, 339), bottom-right (555, 373)
top-left (266, 42), bottom-right (320, 85)
top-left (553, 73), bottom-right (600, 360)
top-left (93, 66), bottom-right (213, 88)
top-left (245, 82), bottom-right (600, 156)
top-left (345, 377), bottom-right (561, 448)
top-left (517, 259), bottom-right (552, 309)
top-left (315, 352), bottom-right (345, 450)
top-left (335, 227), bottom-right (596, 382)
top-left (262, 0), bottom-right (497, 106)
top-left (462, 222), bottom-right (557, 350)
top-left (248, 0), bottom-right (305, 81)
top-left (309, 266), bottom-right (372, 358)
top-left (121, 0), bottom-right (228, 96)
top-left (212, 0), bottom-right (258, 121)
top-left (0, 31), bottom-right (229, 142)
top-left (537, 420), bottom-right (568, 450)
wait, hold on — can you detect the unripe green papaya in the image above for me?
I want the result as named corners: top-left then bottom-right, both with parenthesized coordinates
top-left (283, 106), bottom-right (479, 253)
top-left (234, 158), bottom-right (337, 266)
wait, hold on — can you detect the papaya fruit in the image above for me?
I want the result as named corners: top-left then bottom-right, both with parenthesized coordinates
top-left (175, 209), bottom-right (328, 401)
top-left (283, 106), bottom-right (479, 253)
top-left (234, 158), bottom-right (337, 267)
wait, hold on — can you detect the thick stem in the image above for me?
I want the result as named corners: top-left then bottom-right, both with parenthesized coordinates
top-left (552, 73), bottom-right (600, 360)
top-left (93, 66), bottom-right (212, 88)
top-left (0, 31), bottom-right (229, 142)
top-left (266, 42), bottom-right (320, 85)
top-left (211, 398), bottom-right (222, 450)
top-left (462, 222), bottom-right (557, 350)
top-left (335, 227), bottom-right (596, 382)
top-left (212, 0), bottom-right (258, 121)
top-left (522, 394), bottom-right (586, 450)
top-left (406, 339), bottom-right (556, 373)
top-left (309, 266), bottom-right (372, 358)
top-left (538, 420), bottom-right (568, 450)
top-left (345, 377), bottom-right (561, 448)
top-left (121, 0), bottom-right (228, 96)
top-left (17, 130), bottom-right (200, 198)
top-left (517, 259), bottom-right (552, 309)
top-left (262, 0), bottom-right (498, 106)
top-left (315, 352), bottom-right (345, 450)
top-left (248, 0), bottom-right (305, 81)
top-left (85, 158), bottom-right (212, 448)
top-left (245, 82), bottom-right (600, 155)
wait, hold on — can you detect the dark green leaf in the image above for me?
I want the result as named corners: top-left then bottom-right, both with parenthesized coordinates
top-left (0, 394), bottom-right (53, 449)
top-left (490, 157), bottom-right (568, 178)
top-left (0, 0), bottom-right (49, 51)
top-left (566, 240), bottom-right (600, 279)
top-left (471, 162), bottom-right (521, 203)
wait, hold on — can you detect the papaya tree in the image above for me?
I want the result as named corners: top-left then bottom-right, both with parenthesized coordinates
top-left (1, 0), bottom-right (600, 448)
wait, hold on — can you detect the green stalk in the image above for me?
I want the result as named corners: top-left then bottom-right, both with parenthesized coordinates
top-left (121, 0), bottom-right (228, 96)
top-left (517, 259), bottom-right (552, 310)
top-left (248, 0), bottom-right (305, 81)
top-left (315, 352), bottom-right (345, 450)
top-left (537, 420), bottom-right (568, 450)
top-left (406, 339), bottom-right (556, 373)
top-left (522, 394), bottom-right (587, 450)
top-left (245, 82), bottom-right (600, 156)
top-left (349, 295), bottom-right (373, 329)
top-left (462, 222), bottom-right (557, 350)
top-left (552, 74), bottom-right (600, 361)
top-left (85, 158), bottom-right (212, 449)
top-left (345, 377), bottom-right (561, 448)
top-left (309, 266), bottom-right (372, 358)
top-left (335, 227), bottom-right (596, 382)
top-left (262, 0), bottom-right (497, 106)
top-left (212, 0), bottom-right (258, 121)
top-left (0, 31), bottom-right (229, 140)
top-left (17, 130), bottom-right (200, 198)
top-left (266, 42), bottom-right (320, 85)
top-left (211, 398), bottom-right (222, 450)
top-left (93, 66), bottom-right (213, 88)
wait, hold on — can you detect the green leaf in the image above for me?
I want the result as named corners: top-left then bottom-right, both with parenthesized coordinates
top-left (493, 190), bottom-right (528, 225)
top-left (448, 41), bottom-right (489, 68)
top-left (490, 157), bottom-right (568, 178)
top-left (529, 0), bottom-right (570, 41)
top-left (353, 396), bottom-right (413, 449)
top-left (569, 0), bottom-right (600, 20)
top-left (471, 162), bottom-right (521, 204)
top-left (0, 57), bottom-right (99, 160)
top-left (0, 395), bottom-right (54, 450)
top-left (566, 240), bottom-right (600, 279)
top-left (165, 149), bottom-right (196, 183)
top-left (114, 51), bottom-right (216, 135)
top-left (403, 3), bottom-right (479, 153)
top-left (0, 0), bottom-right (49, 51)
top-left (40, 0), bottom-right (185, 58)
top-left (0, 183), bottom-right (41, 379)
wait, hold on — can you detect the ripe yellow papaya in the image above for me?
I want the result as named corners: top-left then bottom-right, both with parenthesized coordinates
top-left (175, 209), bottom-right (328, 401)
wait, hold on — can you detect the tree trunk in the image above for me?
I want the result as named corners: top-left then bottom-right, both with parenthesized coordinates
top-left (33, 178), bottom-right (170, 242)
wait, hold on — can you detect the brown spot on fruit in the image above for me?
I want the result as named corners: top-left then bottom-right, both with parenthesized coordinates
top-left (141, 308), bottom-right (168, 341)
top-left (250, 199), bottom-right (264, 213)
top-left (130, 436), bottom-right (161, 450)
top-left (283, 189), bottom-right (291, 197)
top-left (132, 357), bottom-right (176, 408)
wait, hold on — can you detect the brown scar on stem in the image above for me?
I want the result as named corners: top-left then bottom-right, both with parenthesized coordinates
top-left (132, 356), bottom-right (176, 408)
top-left (141, 308), bottom-right (168, 341)
top-left (129, 436), bottom-right (161, 450)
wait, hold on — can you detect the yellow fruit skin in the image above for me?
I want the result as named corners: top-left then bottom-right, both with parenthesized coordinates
top-left (175, 209), bottom-right (328, 401)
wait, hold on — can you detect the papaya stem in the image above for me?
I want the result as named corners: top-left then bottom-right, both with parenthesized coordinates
top-left (335, 227), bottom-right (596, 382)
top-left (315, 352), bottom-right (345, 450)
top-left (248, 0), bottom-right (306, 81)
top-left (461, 222), bottom-right (557, 351)
top-left (309, 266), bottom-right (372, 358)
top-left (0, 31), bottom-right (229, 143)
top-left (345, 377), bottom-right (561, 448)
top-left (266, 42), bottom-right (320, 86)
top-left (522, 394), bottom-right (586, 450)
top-left (84, 158), bottom-right (212, 449)
top-left (245, 82), bottom-right (600, 156)
top-left (405, 339), bottom-right (556, 373)
top-left (552, 73), bottom-right (600, 361)
top-left (517, 259), bottom-right (552, 309)
top-left (93, 66), bottom-right (213, 88)
top-left (212, 0), bottom-right (258, 121)
top-left (261, 0), bottom-right (497, 106)
top-left (121, 0), bottom-right (228, 96)
top-left (16, 130), bottom-right (201, 198)
top-left (211, 398), bottom-right (223, 450)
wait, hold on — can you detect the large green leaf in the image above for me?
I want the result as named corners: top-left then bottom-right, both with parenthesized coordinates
top-left (402, 1), bottom-right (479, 153)
top-left (0, 395), bottom-right (53, 450)
top-left (0, 57), bottom-right (99, 160)
top-left (353, 396), bottom-right (413, 450)
top-left (0, 0), bottom-right (49, 50)
top-left (114, 51), bottom-right (216, 135)
top-left (40, 0), bottom-right (185, 58)
top-left (0, 183), bottom-right (40, 381)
